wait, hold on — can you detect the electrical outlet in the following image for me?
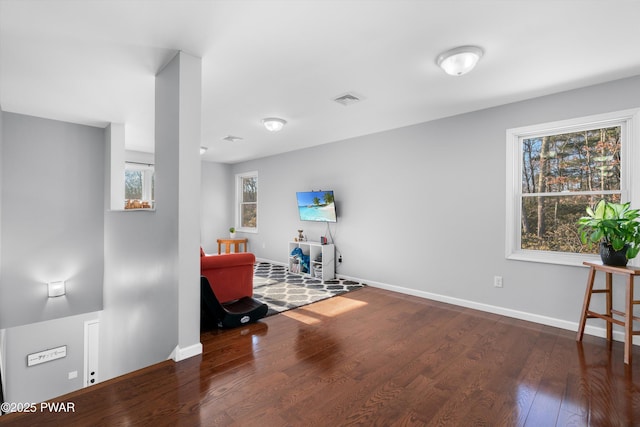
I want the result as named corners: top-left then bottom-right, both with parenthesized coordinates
top-left (494, 276), bottom-right (503, 288)
top-left (68, 370), bottom-right (78, 380)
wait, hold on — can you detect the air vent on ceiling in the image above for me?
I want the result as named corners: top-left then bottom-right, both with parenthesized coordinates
top-left (333, 92), bottom-right (363, 106)
top-left (222, 135), bottom-right (243, 142)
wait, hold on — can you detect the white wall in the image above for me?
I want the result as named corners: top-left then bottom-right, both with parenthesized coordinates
top-left (125, 149), bottom-right (154, 165)
top-left (230, 75), bottom-right (640, 335)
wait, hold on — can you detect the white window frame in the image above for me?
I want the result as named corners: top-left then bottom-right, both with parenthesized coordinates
top-left (125, 162), bottom-right (154, 204)
top-left (505, 108), bottom-right (640, 267)
top-left (235, 171), bottom-right (258, 233)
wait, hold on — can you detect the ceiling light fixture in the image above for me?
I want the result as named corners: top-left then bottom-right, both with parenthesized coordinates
top-left (200, 146), bottom-right (208, 155)
top-left (436, 46), bottom-right (484, 76)
top-left (262, 117), bottom-right (287, 132)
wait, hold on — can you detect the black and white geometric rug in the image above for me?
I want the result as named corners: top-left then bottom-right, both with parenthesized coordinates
top-left (253, 262), bottom-right (365, 316)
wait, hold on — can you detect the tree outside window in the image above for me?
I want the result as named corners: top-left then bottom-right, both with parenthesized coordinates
top-left (506, 109), bottom-right (639, 266)
top-left (521, 126), bottom-right (621, 253)
top-left (125, 170), bottom-right (143, 200)
top-left (124, 162), bottom-right (154, 208)
top-left (236, 172), bottom-right (257, 231)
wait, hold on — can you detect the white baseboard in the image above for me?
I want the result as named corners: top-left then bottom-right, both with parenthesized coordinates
top-left (170, 342), bottom-right (203, 362)
top-left (336, 273), bottom-right (639, 346)
top-left (255, 260), bottom-right (636, 345)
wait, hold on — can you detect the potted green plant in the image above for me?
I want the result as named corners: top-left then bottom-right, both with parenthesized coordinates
top-left (577, 199), bottom-right (640, 266)
top-left (229, 227), bottom-right (236, 238)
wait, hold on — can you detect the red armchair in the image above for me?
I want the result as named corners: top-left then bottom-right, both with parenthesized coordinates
top-left (200, 249), bottom-right (255, 303)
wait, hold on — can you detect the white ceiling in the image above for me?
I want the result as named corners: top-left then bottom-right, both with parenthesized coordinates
top-left (1, 0), bottom-right (640, 164)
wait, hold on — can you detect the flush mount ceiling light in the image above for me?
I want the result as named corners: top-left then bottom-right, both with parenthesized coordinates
top-left (436, 45), bottom-right (484, 76)
top-left (262, 117), bottom-right (287, 132)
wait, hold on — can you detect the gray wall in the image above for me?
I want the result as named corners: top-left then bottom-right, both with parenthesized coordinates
top-left (0, 52), bottom-right (203, 404)
top-left (0, 113), bottom-right (104, 329)
top-left (101, 208), bottom-right (178, 380)
top-left (2, 72), bottom-right (638, 404)
top-left (229, 75), bottom-right (640, 335)
top-left (101, 51), bottom-right (203, 380)
top-left (0, 108), bottom-right (4, 403)
top-left (200, 161), bottom-right (232, 254)
top-left (0, 112), bottom-right (104, 403)
top-left (3, 311), bottom-right (99, 403)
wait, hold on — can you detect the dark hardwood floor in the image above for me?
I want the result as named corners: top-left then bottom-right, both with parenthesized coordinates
top-left (2, 286), bottom-right (640, 426)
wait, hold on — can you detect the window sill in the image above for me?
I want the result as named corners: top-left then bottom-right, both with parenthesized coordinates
top-left (109, 208), bottom-right (155, 212)
top-left (507, 250), bottom-right (599, 267)
top-left (236, 228), bottom-right (258, 234)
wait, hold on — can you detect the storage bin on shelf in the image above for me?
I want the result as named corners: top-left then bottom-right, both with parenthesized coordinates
top-left (313, 264), bottom-right (323, 278)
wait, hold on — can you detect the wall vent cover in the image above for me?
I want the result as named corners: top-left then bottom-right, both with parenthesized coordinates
top-left (333, 92), bottom-right (363, 106)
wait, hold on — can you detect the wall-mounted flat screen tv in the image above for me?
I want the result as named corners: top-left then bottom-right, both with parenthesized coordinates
top-left (296, 190), bottom-right (337, 222)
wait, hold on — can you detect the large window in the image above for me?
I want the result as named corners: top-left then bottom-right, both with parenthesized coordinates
top-left (236, 171), bottom-right (258, 232)
top-left (506, 109), bottom-right (640, 265)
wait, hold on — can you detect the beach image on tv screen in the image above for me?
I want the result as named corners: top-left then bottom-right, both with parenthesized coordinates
top-left (297, 191), bottom-right (336, 222)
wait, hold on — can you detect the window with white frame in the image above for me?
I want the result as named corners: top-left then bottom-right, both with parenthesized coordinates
top-left (236, 171), bottom-right (258, 232)
top-left (125, 162), bottom-right (154, 208)
top-left (506, 109), bottom-right (640, 266)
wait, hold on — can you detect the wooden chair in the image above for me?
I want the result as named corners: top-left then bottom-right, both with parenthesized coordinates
top-left (577, 261), bottom-right (640, 364)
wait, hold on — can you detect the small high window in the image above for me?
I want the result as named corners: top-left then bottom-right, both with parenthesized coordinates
top-left (236, 171), bottom-right (258, 231)
top-left (124, 162), bottom-right (154, 209)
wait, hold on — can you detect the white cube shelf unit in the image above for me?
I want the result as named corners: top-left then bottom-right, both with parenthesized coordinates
top-left (288, 241), bottom-right (335, 281)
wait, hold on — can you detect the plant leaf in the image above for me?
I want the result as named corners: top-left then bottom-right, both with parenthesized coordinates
top-left (585, 206), bottom-right (595, 217)
top-left (594, 200), bottom-right (606, 219)
top-left (591, 229), bottom-right (603, 242)
top-left (612, 238), bottom-right (625, 251)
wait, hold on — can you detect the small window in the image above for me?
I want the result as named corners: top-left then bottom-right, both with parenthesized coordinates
top-left (506, 109), bottom-right (640, 265)
top-left (124, 162), bottom-right (154, 209)
top-left (236, 171), bottom-right (258, 232)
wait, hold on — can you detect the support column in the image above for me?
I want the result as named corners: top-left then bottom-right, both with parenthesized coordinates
top-left (105, 123), bottom-right (125, 211)
top-left (155, 51), bottom-right (202, 361)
